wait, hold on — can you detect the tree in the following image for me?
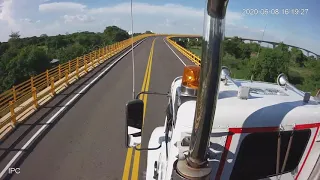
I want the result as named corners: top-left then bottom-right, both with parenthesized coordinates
top-left (290, 47), bottom-right (305, 67)
top-left (0, 26), bottom-right (143, 93)
top-left (26, 46), bottom-right (51, 74)
top-left (187, 39), bottom-right (196, 48)
top-left (223, 37), bottom-right (242, 58)
top-left (57, 43), bottom-right (86, 63)
top-left (145, 30), bottom-right (153, 34)
top-left (240, 43), bottom-right (251, 59)
top-left (248, 42), bottom-right (260, 53)
top-left (104, 26), bottom-right (129, 43)
top-left (133, 33), bottom-right (142, 37)
top-left (0, 42), bottom-right (9, 56)
top-left (250, 44), bottom-right (290, 83)
top-left (177, 40), bottom-right (187, 48)
top-left (9, 31), bottom-right (21, 40)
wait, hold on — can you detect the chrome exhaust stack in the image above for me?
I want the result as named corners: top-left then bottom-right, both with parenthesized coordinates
top-left (174, 0), bottom-right (228, 179)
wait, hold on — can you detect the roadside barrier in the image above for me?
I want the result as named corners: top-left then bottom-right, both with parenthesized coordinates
top-left (166, 36), bottom-right (201, 66)
top-left (0, 34), bottom-right (154, 138)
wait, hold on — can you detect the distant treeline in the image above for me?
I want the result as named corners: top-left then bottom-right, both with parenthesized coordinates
top-left (175, 37), bottom-right (320, 95)
top-left (0, 26), bottom-right (153, 93)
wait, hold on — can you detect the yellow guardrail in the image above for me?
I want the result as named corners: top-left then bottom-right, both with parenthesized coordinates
top-left (0, 34), bottom-right (153, 137)
top-left (166, 36), bottom-right (201, 66)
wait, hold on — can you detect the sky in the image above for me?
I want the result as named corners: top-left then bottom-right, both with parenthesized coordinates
top-left (0, 0), bottom-right (319, 54)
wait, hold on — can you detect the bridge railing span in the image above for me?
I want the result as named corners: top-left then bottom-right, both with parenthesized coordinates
top-left (166, 36), bottom-right (201, 66)
top-left (0, 34), bottom-right (154, 137)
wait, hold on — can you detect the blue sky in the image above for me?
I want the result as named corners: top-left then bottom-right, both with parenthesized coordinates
top-left (0, 0), bottom-right (319, 54)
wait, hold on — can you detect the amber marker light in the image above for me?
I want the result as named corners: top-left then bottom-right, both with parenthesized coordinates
top-left (182, 65), bottom-right (200, 89)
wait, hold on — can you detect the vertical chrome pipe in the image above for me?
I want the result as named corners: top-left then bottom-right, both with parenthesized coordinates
top-left (187, 0), bottom-right (228, 167)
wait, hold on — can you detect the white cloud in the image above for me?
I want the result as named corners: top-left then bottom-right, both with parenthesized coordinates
top-left (63, 14), bottom-right (94, 24)
top-left (39, 2), bottom-right (86, 13)
top-left (0, 0), bottom-right (15, 27)
top-left (87, 2), bottom-right (243, 24)
top-left (88, 3), bottom-right (203, 18)
top-left (112, 18), bottom-right (120, 26)
top-left (0, 1), bottom-right (318, 55)
top-left (20, 18), bottom-right (32, 23)
top-left (19, 18), bottom-right (41, 24)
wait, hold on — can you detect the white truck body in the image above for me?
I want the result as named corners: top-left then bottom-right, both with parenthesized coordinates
top-left (146, 76), bottom-right (320, 180)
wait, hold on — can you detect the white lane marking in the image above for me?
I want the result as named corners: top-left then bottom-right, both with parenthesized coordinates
top-left (0, 38), bottom-right (147, 178)
top-left (163, 38), bottom-right (186, 66)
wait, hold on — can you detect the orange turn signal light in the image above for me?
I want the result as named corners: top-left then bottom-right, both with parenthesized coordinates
top-left (182, 65), bottom-right (200, 89)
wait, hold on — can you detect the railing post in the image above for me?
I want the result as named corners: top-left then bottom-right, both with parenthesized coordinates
top-left (95, 51), bottom-right (97, 62)
top-left (84, 55), bottom-right (88, 73)
top-left (100, 49), bottom-right (103, 63)
top-left (50, 77), bottom-right (55, 95)
top-left (90, 53), bottom-right (94, 68)
top-left (30, 76), bottom-right (34, 90)
top-left (32, 87), bottom-right (38, 108)
top-left (68, 61), bottom-right (71, 73)
top-left (46, 69), bottom-right (49, 87)
top-left (58, 64), bottom-right (61, 79)
top-left (98, 49), bottom-right (101, 61)
top-left (12, 86), bottom-right (17, 102)
top-left (106, 46), bottom-right (110, 58)
top-left (65, 70), bottom-right (69, 85)
top-left (76, 57), bottom-right (79, 78)
top-left (9, 101), bottom-right (16, 126)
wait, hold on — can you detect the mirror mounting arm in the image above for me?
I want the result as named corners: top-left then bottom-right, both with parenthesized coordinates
top-left (135, 91), bottom-right (170, 99)
top-left (134, 144), bottom-right (162, 151)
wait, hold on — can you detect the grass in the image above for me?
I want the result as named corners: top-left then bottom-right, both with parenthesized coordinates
top-left (289, 66), bottom-right (314, 77)
top-left (189, 48), bottom-right (201, 57)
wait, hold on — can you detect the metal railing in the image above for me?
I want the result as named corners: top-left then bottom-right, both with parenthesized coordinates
top-left (0, 34), bottom-right (153, 136)
top-left (166, 36), bottom-right (201, 66)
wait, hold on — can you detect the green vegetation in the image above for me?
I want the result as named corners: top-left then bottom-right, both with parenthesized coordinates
top-left (189, 47), bottom-right (201, 57)
top-left (0, 26), bottom-right (151, 93)
top-left (177, 37), bottom-right (320, 95)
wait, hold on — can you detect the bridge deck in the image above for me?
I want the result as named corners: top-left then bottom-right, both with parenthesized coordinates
top-left (0, 36), bottom-right (194, 180)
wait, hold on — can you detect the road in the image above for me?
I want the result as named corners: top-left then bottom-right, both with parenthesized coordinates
top-left (0, 36), bottom-right (195, 180)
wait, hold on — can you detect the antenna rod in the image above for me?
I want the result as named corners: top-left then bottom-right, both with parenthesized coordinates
top-left (257, 24), bottom-right (267, 58)
top-left (251, 23), bottom-right (267, 81)
top-left (130, 0), bottom-right (135, 99)
top-left (174, 0), bottom-right (228, 179)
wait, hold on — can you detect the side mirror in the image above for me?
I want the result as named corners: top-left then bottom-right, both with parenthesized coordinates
top-left (125, 99), bottom-right (143, 148)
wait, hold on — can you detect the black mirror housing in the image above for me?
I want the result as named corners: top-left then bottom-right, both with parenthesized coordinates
top-left (126, 99), bottom-right (143, 129)
top-left (125, 99), bottom-right (144, 147)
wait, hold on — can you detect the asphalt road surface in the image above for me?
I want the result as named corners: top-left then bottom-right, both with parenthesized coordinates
top-left (0, 36), bottom-right (195, 180)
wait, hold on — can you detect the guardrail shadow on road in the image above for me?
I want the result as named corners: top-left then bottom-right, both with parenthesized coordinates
top-left (0, 43), bottom-right (139, 180)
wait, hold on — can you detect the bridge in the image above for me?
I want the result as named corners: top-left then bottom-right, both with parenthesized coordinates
top-left (0, 34), bottom-right (199, 179)
top-left (235, 38), bottom-right (319, 58)
top-left (180, 36), bottom-right (319, 59)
